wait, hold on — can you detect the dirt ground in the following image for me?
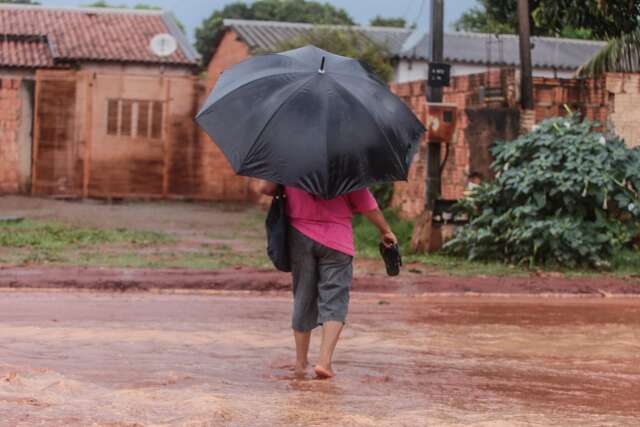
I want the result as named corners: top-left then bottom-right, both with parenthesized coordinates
top-left (1, 265), bottom-right (639, 296)
top-left (1, 197), bottom-right (640, 426)
top-left (1, 290), bottom-right (639, 426)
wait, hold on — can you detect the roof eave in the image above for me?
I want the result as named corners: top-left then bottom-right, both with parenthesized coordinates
top-left (161, 12), bottom-right (201, 63)
top-left (55, 57), bottom-right (199, 68)
top-left (394, 55), bottom-right (582, 71)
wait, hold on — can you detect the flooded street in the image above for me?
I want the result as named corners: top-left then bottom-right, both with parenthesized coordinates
top-left (0, 290), bottom-right (639, 426)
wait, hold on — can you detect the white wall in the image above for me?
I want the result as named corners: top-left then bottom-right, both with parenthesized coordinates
top-left (394, 59), bottom-right (575, 83)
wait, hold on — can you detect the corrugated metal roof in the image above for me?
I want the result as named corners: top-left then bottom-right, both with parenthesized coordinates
top-left (404, 31), bottom-right (606, 70)
top-left (0, 4), bottom-right (199, 67)
top-left (223, 19), bottom-right (606, 71)
top-left (223, 19), bottom-right (413, 55)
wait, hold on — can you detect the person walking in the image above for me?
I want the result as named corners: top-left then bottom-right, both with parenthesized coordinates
top-left (197, 46), bottom-right (422, 379)
top-left (260, 181), bottom-right (398, 379)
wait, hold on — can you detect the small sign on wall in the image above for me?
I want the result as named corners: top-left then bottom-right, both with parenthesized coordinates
top-left (428, 63), bottom-right (451, 87)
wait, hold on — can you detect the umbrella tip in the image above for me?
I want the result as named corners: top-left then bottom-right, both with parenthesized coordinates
top-left (318, 56), bottom-right (326, 74)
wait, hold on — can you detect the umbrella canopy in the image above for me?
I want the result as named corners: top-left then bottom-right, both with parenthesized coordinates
top-left (195, 45), bottom-right (425, 199)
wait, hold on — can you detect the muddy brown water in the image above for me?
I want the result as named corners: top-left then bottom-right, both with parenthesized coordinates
top-left (0, 291), bottom-right (639, 426)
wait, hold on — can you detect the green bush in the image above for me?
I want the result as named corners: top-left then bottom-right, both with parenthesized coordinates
top-left (275, 28), bottom-right (395, 82)
top-left (444, 114), bottom-right (640, 268)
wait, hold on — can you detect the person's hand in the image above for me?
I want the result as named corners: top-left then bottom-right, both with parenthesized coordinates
top-left (258, 180), bottom-right (280, 196)
top-left (381, 231), bottom-right (398, 248)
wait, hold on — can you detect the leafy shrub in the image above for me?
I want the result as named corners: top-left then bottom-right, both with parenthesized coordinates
top-left (444, 114), bottom-right (640, 268)
top-left (275, 28), bottom-right (394, 82)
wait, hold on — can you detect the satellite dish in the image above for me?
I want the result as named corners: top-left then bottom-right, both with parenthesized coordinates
top-left (150, 33), bottom-right (177, 57)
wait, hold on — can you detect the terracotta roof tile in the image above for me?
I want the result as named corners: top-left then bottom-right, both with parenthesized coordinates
top-left (0, 35), bottom-right (55, 68)
top-left (0, 5), bottom-right (199, 67)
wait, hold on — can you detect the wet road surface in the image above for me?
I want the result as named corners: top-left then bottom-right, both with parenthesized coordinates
top-left (0, 290), bottom-right (639, 426)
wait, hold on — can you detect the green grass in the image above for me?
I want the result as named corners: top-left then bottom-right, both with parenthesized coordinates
top-left (0, 219), bottom-right (172, 249)
top-left (69, 250), bottom-right (271, 270)
top-left (404, 253), bottom-right (527, 276)
top-left (0, 246), bottom-right (271, 270)
top-left (3, 214), bottom-right (638, 276)
top-left (0, 218), bottom-right (270, 269)
top-left (611, 249), bottom-right (640, 274)
top-left (559, 249), bottom-right (640, 277)
top-left (353, 208), bottom-right (413, 258)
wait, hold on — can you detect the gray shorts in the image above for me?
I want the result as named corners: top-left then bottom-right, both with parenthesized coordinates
top-left (288, 226), bottom-right (353, 332)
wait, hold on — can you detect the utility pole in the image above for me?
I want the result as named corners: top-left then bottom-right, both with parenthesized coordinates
top-left (412, 0), bottom-right (446, 253)
top-left (425, 0), bottom-right (444, 211)
top-left (517, 0), bottom-right (534, 111)
top-left (428, 0), bottom-right (444, 104)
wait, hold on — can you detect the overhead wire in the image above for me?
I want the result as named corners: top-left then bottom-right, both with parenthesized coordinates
top-left (411, 0), bottom-right (428, 28)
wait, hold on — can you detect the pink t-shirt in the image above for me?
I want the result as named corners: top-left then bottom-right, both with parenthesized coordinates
top-left (285, 186), bottom-right (379, 256)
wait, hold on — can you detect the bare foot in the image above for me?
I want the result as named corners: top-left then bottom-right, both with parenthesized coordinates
top-left (294, 361), bottom-right (308, 376)
top-left (314, 365), bottom-right (335, 379)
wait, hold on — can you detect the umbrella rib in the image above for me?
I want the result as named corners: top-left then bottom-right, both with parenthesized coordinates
top-left (327, 76), bottom-right (406, 176)
top-left (238, 74), bottom-right (318, 175)
top-left (200, 70), bottom-right (312, 115)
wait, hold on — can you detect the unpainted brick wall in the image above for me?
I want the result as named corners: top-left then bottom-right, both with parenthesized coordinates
top-left (199, 29), bottom-right (255, 201)
top-left (390, 69), bottom-right (518, 218)
top-left (531, 75), bottom-right (609, 123)
top-left (0, 78), bottom-right (21, 193)
top-left (389, 69), bottom-right (620, 219)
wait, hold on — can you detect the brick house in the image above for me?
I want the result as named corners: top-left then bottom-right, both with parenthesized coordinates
top-left (0, 4), bottom-right (240, 200)
top-left (211, 19), bottom-right (605, 84)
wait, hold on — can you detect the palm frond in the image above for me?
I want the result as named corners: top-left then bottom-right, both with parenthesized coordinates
top-left (578, 30), bottom-right (640, 77)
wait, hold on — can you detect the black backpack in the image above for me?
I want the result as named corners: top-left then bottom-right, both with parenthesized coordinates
top-left (265, 188), bottom-right (291, 272)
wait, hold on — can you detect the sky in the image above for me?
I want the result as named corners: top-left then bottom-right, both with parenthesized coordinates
top-left (39, 0), bottom-right (479, 41)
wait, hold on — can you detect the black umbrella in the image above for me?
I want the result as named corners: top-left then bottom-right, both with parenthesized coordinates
top-left (195, 45), bottom-right (425, 199)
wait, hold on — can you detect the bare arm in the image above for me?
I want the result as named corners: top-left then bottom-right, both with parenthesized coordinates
top-left (361, 209), bottom-right (398, 247)
top-left (258, 180), bottom-right (279, 196)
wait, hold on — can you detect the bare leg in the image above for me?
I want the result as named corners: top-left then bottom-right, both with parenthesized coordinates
top-left (314, 320), bottom-right (343, 379)
top-left (293, 329), bottom-right (311, 375)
